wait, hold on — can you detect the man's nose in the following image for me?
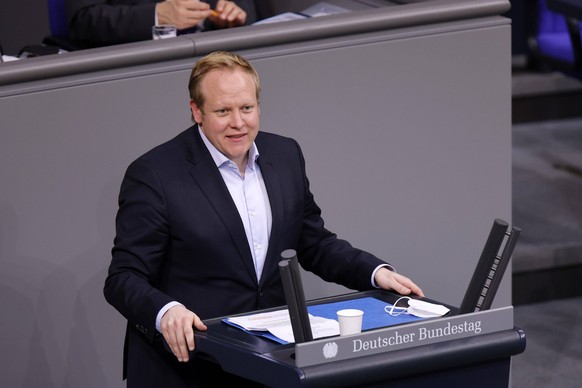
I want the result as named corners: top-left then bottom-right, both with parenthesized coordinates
top-left (229, 110), bottom-right (243, 128)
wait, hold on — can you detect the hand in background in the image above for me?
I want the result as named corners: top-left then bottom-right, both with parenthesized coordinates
top-left (160, 304), bottom-right (208, 362)
top-left (156, 0), bottom-right (212, 30)
top-left (209, 0), bottom-right (247, 28)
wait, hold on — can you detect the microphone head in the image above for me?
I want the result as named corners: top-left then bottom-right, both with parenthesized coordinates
top-left (280, 249), bottom-right (297, 261)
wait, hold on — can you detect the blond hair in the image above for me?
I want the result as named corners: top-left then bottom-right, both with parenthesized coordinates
top-left (188, 51), bottom-right (261, 108)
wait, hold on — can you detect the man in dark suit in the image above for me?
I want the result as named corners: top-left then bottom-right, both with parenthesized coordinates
top-left (104, 51), bottom-right (424, 387)
top-left (65, 0), bottom-right (256, 48)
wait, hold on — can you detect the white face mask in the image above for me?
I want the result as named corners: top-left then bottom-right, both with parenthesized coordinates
top-left (385, 296), bottom-right (450, 318)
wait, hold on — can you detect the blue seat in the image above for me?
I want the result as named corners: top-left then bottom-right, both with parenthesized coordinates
top-left (48, 0), bottom-right (68, 39)
top-left (529, 0), bottom-right (582, 78)
top-left (43, 0), bottom-right (78, 51)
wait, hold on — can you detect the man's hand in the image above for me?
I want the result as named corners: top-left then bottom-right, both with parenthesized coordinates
top-left (209, 0), bottom-right (247, 28)
top-left (374, 267), bottom-right (424, 297)
top-left (156, 0), bottom-right (212, 30)
top-left (160, 304), bottom-right (208, 362)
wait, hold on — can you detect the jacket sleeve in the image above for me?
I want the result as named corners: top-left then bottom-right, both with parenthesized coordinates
top-left (286, 138), bottom-right (389, 291)
top-left (104, 156), bottom-right (175, 340)
top-left (66, 0), bottom-right (158, 46)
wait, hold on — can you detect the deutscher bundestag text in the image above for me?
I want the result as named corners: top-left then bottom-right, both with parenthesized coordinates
top-left (352, 320), bottom-right (482, 353)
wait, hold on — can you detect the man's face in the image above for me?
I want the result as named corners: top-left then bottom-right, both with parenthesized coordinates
top-left (190, 68), bottom-right (260, 167)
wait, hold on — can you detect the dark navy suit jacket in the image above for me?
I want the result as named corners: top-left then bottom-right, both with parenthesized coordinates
top-left (104, 126), bottom-right (388, 386)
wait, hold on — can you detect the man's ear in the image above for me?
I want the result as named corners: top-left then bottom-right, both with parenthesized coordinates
top-left (190, 100), bottom-right (203, 124)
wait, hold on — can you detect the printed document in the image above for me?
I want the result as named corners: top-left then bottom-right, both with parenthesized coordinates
top-left (224, 309), bottom-right (339, 343)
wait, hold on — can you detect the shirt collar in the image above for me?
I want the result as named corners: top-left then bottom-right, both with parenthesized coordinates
top-left (198, 126), bottom-right (259, 170)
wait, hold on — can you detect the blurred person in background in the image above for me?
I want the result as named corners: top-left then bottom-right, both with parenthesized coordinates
top-left (66, 0), bottom-right (256, 48)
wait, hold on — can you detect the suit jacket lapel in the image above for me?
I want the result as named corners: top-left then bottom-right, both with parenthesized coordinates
top-left (184, 127), bottom-right (258, 284)
top-left (256, 143), bottom-right (286, 286)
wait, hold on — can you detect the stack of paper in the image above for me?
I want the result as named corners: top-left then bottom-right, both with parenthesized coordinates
top-left (224, 309), bottom-right (339, 344)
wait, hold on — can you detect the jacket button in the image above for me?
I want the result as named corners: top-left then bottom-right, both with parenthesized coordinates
top-left (135, 324), bottom-right (148, 335)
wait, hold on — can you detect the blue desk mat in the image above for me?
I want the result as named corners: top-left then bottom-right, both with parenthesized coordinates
top-left (308, 297), bottom-right (423, 331)
top-left (223, 297), bottom-right (424, 344)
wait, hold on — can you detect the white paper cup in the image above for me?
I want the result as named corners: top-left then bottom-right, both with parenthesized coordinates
top-left (337, 309), bottom-right (364, 336)
top-left (152, 25), bottom-right (177, 40)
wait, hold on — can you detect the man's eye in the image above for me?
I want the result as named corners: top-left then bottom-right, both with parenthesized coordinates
top-left (242, 105), bottom-right (254, 112)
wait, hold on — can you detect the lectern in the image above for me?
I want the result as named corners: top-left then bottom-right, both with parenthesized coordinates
top-left (194, 220), bottom-right (525, 387)
top-left (194, 290), bottom-right (525, 387)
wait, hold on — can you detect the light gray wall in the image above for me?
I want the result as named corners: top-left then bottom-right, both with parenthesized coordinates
top-left (0, 6), bottom-right (511, 388)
